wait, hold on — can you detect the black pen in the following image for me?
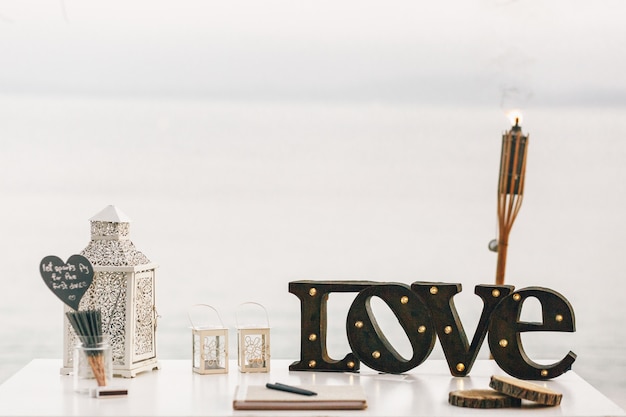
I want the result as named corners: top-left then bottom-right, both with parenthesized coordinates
top-left (266, 382), bottom-right (317, 396)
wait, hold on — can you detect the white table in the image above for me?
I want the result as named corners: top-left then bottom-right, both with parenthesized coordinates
top-left (0, 359), bottom-right (623, 416)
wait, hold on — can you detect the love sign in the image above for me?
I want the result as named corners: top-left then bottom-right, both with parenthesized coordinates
top-left (40, 254), bottom-right (94, 310)
top-left (289, 280), bottom-right (576, 380)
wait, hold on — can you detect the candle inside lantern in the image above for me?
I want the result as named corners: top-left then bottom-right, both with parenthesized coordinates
top-left (202, 332), bottom-right (224, 369)
top-left (244, 335), bottom-right (267, 368)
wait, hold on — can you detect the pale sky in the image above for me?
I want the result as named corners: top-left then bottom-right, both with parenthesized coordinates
top-left (1, 0), bottom-right (625, 106)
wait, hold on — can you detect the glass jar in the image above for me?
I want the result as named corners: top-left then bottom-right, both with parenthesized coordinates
top-left (73, 336), bottom-right (113, 394)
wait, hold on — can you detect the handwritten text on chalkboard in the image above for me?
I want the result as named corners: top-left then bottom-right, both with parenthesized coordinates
top-left (40, 254), bottom-right (94, 310)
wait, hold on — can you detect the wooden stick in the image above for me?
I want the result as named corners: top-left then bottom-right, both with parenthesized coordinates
top-left (87, 354), bottom-right (107, 387)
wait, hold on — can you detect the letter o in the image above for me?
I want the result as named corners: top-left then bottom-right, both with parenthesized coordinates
top-left (346, 284), bottom-right (436, 374)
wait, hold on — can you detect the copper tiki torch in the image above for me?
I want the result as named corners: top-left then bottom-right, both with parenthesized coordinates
top-left (491, 112), bottom-right (529, 285)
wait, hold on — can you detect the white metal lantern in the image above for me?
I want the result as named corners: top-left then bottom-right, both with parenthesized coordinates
top-left (236, 302), bottom-right (270, 373)
top-left (61, 205), bottom-right (160, 378)
top-left (188, 304), bottom-right (228, 374)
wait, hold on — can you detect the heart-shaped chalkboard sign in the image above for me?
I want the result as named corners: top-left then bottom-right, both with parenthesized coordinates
top-left (40, 254), bottom-right (94, 310)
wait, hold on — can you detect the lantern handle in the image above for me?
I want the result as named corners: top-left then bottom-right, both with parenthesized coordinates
top-left (235, 301), bottom-right (270, 328)
top-left (187, 304), bottom-right (225, 330)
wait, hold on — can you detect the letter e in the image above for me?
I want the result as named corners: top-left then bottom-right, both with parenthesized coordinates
top-left (488, 287), bottom-right (576, 379)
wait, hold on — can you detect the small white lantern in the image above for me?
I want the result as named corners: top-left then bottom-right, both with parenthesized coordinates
top-left (188, 304), bottom-right (228, 374)
top-left (236, 302), bottom-right (270, 373)
top-left (61, 205), bottom-right (159, 378)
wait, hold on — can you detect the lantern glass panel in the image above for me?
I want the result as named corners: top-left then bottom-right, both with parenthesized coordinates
top-left (237, 328), bottom-right (270, 372)
top-left (192, 328), bottom-right (228, 374)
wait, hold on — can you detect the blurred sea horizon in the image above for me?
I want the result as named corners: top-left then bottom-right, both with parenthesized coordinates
top-left (0, 94), bottom-right (625, 409)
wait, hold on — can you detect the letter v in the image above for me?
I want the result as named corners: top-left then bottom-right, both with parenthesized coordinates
top-left (411, 282), bottom-right (514, 376)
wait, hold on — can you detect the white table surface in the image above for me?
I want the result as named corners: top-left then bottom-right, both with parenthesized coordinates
top-left (0, 359), bottom-right (623, 417)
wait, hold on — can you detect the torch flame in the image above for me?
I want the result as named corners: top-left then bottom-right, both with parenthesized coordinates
top-left (505, 109), bottom-right (523, 127)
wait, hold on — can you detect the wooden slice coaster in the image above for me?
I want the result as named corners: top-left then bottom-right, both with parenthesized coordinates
top-left (489, 375), bottom-right (563, 406)
top-left (449, 389), bottom-right (522, 409)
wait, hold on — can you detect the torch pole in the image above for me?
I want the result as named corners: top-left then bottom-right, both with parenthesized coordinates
top-left (495, 120), bottom-right (528, 285)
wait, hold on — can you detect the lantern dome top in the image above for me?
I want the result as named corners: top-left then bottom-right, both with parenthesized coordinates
top-left (90, 205), bottom-right (132, 223)
top-left (82, 205), bottom-right (153, 267)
